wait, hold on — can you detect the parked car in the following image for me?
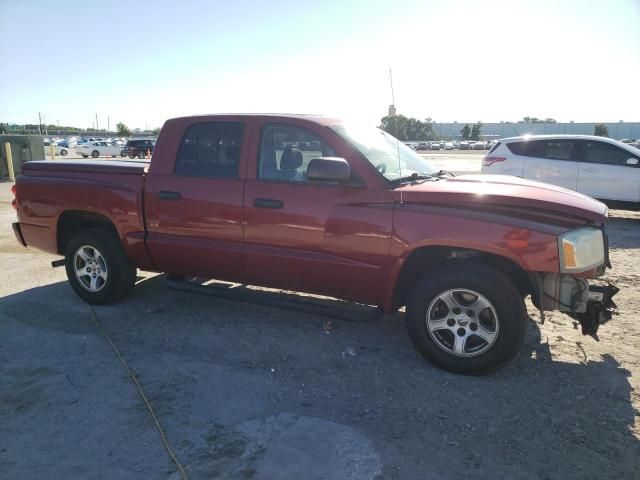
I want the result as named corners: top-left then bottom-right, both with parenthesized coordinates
top-left (12, 114), bottom-right (617, 375)
top-left (416, 142), bottom-right (429, 151)
top-left (444, 142), bottom-right (454, 150)
top-left (43, 141), bottom-right (68, 156)
top-left (76, 141), bottom-right (122, 158)
top-left (429, 142), bottom-right (442, 150)
top-left (473, 141), bottom-right (487, 150)
top-left (459, 141), bottom-right (470, 150)
top-left (121, 139), bottom-right (156, 158)
top-left (481, 134), bottom-right (640, 205)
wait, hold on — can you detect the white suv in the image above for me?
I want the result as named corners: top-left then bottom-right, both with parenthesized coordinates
top-left (481, 134), bottom-right (640, 205)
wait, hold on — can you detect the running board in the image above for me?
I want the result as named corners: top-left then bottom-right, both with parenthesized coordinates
top-left (164, 275), bottom-right (384, 323)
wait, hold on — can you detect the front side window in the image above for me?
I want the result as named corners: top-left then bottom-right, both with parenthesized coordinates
top-left (582, 141), bottom-right (636, 166)
top-left (259, 124), bottom-right (335, 182)
top-left (175, 122), bottom-right (244, 178)
top-left (330, 124), bottom-right (437, 181)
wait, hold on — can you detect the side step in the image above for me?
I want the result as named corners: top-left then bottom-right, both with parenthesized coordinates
top-left (164, 276), bottom-right (384, 323)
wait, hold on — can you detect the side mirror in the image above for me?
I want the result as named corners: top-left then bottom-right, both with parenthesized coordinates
top-left (307, 157), bottom-right (351, 182)
top-left (626, 158), bottom-right (639, 166)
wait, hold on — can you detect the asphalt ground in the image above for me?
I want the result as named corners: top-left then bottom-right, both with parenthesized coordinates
top-left (1, 174), bottom-right (638, 479)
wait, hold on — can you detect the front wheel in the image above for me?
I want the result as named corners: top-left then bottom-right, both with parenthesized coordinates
top-left (91, 150), bottom-right (100, 158)
top-left (405, 263), bottom-right (527, 375)
top-left (64, 227), bottom-right (136, 304)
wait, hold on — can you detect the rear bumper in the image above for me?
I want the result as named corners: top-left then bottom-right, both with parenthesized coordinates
top-left (12, 222), bottom-right (27, 247)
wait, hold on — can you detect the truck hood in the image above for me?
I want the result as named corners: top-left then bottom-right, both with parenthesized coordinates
top-left (390, 174), bottom-right (608, 224)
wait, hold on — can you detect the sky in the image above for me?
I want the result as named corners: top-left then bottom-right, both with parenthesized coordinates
top-left (1, 0), bottom-right (639, 130)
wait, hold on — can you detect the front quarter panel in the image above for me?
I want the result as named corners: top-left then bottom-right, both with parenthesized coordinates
top-left (391, 204), bottom-right (562, 272)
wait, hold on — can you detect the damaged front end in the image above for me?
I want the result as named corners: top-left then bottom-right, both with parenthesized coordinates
top-left (529, 224), bottom-right (619, 338)
top-left (530, 273), bottom-right (619, 339)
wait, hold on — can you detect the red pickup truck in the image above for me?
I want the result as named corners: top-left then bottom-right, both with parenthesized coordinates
top-left (11, 114), bottom-right (617, 374)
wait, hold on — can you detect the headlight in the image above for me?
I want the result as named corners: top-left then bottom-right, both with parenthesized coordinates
top-left (558, 227), bottom-right (605, 273)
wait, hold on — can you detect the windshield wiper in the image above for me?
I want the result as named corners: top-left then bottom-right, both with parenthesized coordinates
top-left (434, 169), bottom-right (455, 177)
top-left (388, 172), bottom-right (438, 186)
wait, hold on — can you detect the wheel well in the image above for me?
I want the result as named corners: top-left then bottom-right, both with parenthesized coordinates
top-left (393, 246), bottom-right (534, 310)
top-left (57, 211), bottom-right (118, 255)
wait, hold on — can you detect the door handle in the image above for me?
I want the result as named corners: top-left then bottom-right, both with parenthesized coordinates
top-left (158, 191), bottom-right (182, 201)
top-left (253, 197), bottom-right (284, 209)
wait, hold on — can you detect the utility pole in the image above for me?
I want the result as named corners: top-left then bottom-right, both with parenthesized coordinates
top-left (95, 113), bottom-right (99, 132)
top-left (107, 116), bottom-right (110, 134)
top-left (38, 112), bottom-right (43, 135)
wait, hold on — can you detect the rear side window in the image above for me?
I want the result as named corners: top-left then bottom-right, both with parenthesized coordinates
top-left (581, 141), bottom-right (636, 166)
top-left (507, 140), bottom-right (544, 157)
top-left (544, 141), bottom-right (573, 160)
top-left (487, 141), bottom-right (501, 154)
top-left (507, 139), bottom-right (574, 160)
top-left (175, 122), bottom-right (244, 178)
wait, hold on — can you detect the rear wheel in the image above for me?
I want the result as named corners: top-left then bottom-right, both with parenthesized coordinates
top-left (64, 228), bottom-right (136, 304)
top-left (91, 150), bottom-right (99, 158)
top-left (128, 153), bottom-right (135, 159)
top-left (405, 263), bottom-right (527, 375)
top-left (137, 151), bottom-right (145, 159)
top-left (60, 149), bottom-right (68, 156)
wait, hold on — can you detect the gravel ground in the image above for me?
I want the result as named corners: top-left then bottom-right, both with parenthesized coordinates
top-left (0, 179), bottom-right (638, 480)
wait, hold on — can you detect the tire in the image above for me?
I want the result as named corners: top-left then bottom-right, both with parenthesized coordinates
top-left (128, 153), bottom-right (136, 159)
top-left (60, 149), bottom-right (68, 156)
top-left (91, 150), bottom-right (100, 158)
top-left (137, 151), bottom-right (145, 159)
top-left (64, 227), bottom-right (136, 304)
top-left (82, 154), bottom-right (89, 158)
top-left (405, 262), bottom-right (527, 375)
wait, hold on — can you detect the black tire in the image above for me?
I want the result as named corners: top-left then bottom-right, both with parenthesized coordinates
top-left (405, 262), bottom-right (527, 375)
top-left (60, 149), bottom-right (68, 156)
top-left (91, 150), bottom-right (100, 158)
top-left (137, 151), bottom-right (145, 159)
top-left (64, 227), bottom-right (136, 304)
top-left (82, 154), bottom-right (89, 158)
top-left (128, 153), bottom-right (136, 159)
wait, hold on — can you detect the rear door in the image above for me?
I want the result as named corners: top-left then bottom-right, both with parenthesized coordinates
top-left (519, 139), bottom-right (578, 190)
top-left (576, 140), bottom-right (640, 202)
top-left (145, 119), bottom-right (249, 280)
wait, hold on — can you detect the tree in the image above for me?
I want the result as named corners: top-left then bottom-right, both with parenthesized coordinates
top-left (460, 124), bottom-right (471, 140)
top-left (543, 118), bottom-right (557, 123)
top-left (379, 114), bottom-right (435, 141)
top-left (0, 123), bottom-right (6, 134)
top-left (116, 122), bottom-right (132, 137)
top-left (593, 124), bottom-right (609, 137)
top-left (470, 122), bottom-right (482, 140)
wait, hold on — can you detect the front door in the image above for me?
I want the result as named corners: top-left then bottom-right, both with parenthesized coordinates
top-left (242, 121), bottom-right (394, 305)
top-left (576, 140), bottom-right (640, 202)
top-left (145, 120), bottom-right (248, 280)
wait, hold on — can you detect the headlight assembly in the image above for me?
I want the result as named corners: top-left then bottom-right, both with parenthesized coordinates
top-left (558, 227), bottom-right (605, 273)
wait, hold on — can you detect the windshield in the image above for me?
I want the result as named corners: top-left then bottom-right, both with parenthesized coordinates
top-left (330, 124), bottom-right (438, 181)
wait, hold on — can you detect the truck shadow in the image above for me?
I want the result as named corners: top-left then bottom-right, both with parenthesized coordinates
top-left (1, 276), bottom-right (638, 478)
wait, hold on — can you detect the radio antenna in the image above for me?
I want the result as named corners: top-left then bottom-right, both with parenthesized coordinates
top-left (389, 68), bottom-right (402, 184)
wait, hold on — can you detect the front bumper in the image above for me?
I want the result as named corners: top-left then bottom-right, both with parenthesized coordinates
top-left (12, 222), bottom-right (26, 247)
